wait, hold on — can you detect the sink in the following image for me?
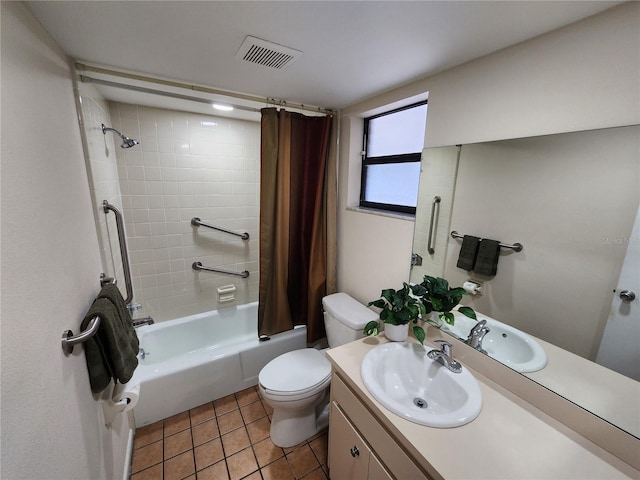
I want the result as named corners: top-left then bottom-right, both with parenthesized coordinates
top-left (443, 313), bottom-right (548, 373)
top-left (361, 342), bottom-right (482, 427)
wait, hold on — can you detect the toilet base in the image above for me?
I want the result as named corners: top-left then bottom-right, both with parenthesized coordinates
top-left (269, 398), bottom-right (329, 448)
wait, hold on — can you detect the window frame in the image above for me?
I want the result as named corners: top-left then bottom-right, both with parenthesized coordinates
top-left (359, 100), bottom-right (427, 215)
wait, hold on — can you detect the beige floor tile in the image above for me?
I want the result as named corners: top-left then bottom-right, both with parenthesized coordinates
top-left (214, 394), bottom-right (239, 416)
top-left (194, 438), bottom-right (224, 471)
top-left (309, 432), bottom-right (328, 465)
top-left (130, 463), bottom-right (163, 480)
top-left (235, 386), bottom-right (260, 406)
top-left (131, 440), bottom-right (163, 474)
top-left (163, 450), bottom-right (195, 480)
top-left (287, 444), bottom-right (320, 479)
top-left (252, 437), bottom-right (285, 467)
top-left (192, 418), bottom-right (219, 447)
top-left (196, 460), bottom-right (229, 480)
top-left (134, 421), bottom-right (163, 449)
top-left (261, 457), bottom-right (295, 480)
top-left (240, 401), bottom-right (267, 424)
top-left (164, 429), bottom-right (193, 459)
top-left (301, 466), bottom-right (328, 480)
top-left (164, 411), bottom-right (191, 436)
top-left (261, 399), bottom-right (274, 416)
top-left (226, 446), bottom-right (259, 480)
top-left (242, 472), bottom-right (262, 480)
top-left (218, 409), bottom-right (244, 434)
top-left (246, 416), bottom-right (271, 445)
top-left (189, 402), bottom-right (215, 426)
top-left (221, 427), bottom-right (251, 456)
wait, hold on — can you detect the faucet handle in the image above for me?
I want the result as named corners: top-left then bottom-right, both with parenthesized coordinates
top-left (433, 339), bottom-right (453, 356)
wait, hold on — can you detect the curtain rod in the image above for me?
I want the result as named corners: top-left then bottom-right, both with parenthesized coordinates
top-left (75, 62), bottom-right (335, 115)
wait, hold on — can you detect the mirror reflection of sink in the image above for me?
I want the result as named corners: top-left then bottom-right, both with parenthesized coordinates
top-left (361, 342), bottom-right (482, 427)
top-left (442, 312), bottom-right (548, 373)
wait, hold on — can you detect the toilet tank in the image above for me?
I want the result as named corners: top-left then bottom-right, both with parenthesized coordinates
top-left (322, 293), bottom-right (378, 348)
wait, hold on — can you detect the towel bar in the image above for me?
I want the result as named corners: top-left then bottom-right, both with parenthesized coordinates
top-left (61, 316), bottom-right (100, 356)
top-left (451, 231), bottom-right (523, 252)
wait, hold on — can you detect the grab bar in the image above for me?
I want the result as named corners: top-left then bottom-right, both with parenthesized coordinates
top-left (450, 231), bottom-right (523, 252)
top-left (191, 217), bottom-right (250, 240)
top-left (62, 316), bottom-right (101, 355)
top-left (192, 261), bottom-right (249, 278)
top-left (103, 201), bottom-right (134, 304)
top-left (427, 196), bottom-right (441, 254)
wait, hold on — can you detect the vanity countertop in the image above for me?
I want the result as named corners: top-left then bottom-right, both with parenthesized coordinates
top-left (326, 334), bottom-right (640, 480)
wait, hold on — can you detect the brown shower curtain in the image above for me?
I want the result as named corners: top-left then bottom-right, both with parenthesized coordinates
top-left (258, 107), bottom-right (336, 344)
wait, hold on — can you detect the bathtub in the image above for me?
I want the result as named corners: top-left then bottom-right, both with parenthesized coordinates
top-left (128, 302), bottom-right (307, 427)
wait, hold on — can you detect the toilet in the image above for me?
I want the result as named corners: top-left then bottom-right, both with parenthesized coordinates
top-left (258, 292), bottom-right (378, 447)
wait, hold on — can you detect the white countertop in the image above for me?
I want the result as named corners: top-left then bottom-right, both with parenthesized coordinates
top-left (326, 334), bottom-right (640, 480)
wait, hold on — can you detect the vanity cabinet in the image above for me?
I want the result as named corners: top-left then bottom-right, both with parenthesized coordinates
top-left (328, 373), bottom-right (433, 480)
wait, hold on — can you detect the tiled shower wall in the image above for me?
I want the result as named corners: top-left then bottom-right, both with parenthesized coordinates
top-left (108, 102), bottom-right (260, 321)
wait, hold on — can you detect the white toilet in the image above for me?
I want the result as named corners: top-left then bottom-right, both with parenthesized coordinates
top-left (258, 292), bottom-right (378, 447)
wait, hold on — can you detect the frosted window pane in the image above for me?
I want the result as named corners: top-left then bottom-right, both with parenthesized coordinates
top-left (364, 162), bottom-right (421, 207)
top-left (368, 104), bottom-right (427, 157)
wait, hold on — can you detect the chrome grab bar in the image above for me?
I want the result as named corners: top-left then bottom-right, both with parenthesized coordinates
top-left (62, 316), bottom-right (101, 356)
top-left (103, 201), bottom-right (134, 304)
top-left (450, 230), bottom-right (523, 252)
top-left (192, 261), bottom-right (249, 278)
top-left (427, 196), bottom-right (441, 254)
top-left (191, 217), bottom-right (249, 240)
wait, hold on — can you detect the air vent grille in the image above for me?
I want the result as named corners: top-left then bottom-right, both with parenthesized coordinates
top-left (236, 36), bottom-right (302, 70)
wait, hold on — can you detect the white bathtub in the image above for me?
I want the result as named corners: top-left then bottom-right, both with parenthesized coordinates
top-left (128, 302), bottom-right (307, 427)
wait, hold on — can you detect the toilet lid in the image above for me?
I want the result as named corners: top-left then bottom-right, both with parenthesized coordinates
top-left (259, 349), bottom-right (331, 394)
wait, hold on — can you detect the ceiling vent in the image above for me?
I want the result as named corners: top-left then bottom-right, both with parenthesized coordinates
top-left (236, 36), bottom-right (302, 70)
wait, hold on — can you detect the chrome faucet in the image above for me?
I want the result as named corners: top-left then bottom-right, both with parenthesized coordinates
top-left (132, 316), bottom-right (155, 328)
top-left (467, 320), bottom-right (490, 354)
top-left (427, 340), bottom-right (462, 373)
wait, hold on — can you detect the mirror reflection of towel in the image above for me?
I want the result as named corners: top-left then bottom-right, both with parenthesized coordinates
top-left (456, 235), bottom-right (480, 271)
top-left (474, 239), bottom-right (500, 276)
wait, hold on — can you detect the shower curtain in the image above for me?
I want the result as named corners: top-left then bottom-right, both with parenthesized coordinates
top-left (258, 107), bottom-right (336, 343)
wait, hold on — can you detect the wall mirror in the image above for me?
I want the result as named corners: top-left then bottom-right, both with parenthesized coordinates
top-left (410, 124), bottom-right (639, 439)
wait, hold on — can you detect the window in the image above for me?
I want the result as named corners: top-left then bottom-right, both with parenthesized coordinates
top-left (360, 101), bottom-right (427, 214)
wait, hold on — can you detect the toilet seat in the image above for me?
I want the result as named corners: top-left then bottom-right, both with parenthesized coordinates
top-left (259, 348), bottom-right (331, 396)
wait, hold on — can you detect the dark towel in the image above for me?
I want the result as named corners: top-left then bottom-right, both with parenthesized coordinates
top-left (474, 239), bottom-right (501, 276)
top-left (81, 292), bottom-right (139, 393)
top-left (97, 284), bottom-right (139, 353)
top-left (456, 235), bottom-right (480, 271)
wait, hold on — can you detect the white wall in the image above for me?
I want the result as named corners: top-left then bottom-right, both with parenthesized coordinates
top-left (1, 3), bottom-right (131, 479)
top-left (337, 2), bottom-right (640, 306)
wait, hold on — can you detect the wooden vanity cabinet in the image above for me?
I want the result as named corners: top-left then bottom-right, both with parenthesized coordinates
top-left (328, 373), bottom-right (434, 480)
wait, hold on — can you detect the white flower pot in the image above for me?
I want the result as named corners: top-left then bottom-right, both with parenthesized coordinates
top-left (384, 323), bottom-right (409, 342)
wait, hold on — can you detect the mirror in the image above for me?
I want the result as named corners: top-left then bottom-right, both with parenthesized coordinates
top-left (411, 125), bottom-right (640, 438)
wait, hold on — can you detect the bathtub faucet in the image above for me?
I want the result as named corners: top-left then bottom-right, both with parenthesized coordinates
top-left (132, 316), bottom-right (155, 328)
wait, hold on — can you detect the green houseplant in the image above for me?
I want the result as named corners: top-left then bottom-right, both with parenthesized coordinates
top-left (363, 277), bottom-right (477, 345)
top-left (419, 275), bottom-right (477, 326)
top-left (363, 282), bottom-right (428, 343)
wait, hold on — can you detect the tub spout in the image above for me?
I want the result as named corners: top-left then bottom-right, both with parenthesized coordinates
top-left (133, 316), bottom-right (155, 328)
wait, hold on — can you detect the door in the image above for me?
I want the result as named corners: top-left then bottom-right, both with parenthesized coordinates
top-left (596, 205), bottom-right (640, 381)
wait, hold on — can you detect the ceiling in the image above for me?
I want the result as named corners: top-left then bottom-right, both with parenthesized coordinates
top-left (28, 1), bottom-right (622, 114)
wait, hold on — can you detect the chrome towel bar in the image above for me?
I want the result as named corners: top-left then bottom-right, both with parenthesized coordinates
top-left (192, 261), bottom-right (249, 278)
top-left (191, 217), bottom-right (250, 240)
top-left (103, 201), bottom-right (134, 304)
top-left (451, 231), bottom-right (523, 252)
top-left (427, 196), bottom-right (441, 254)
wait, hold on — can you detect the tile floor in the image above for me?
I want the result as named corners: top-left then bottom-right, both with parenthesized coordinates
top-left (130, 385), bottom-right (329, 480)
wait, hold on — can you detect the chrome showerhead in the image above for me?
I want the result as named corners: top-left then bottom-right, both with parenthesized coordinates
top-left (101, 124), bottom-right (140, 149)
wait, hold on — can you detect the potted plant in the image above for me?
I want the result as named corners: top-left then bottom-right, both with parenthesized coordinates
top-left (419, 275), bottom-right (477, 327)
top-left (363, 282), bottom-right (428, 343)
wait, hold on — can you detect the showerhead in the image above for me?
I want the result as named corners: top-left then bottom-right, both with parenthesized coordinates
top-left (101, 124), bottom-right (140, 149)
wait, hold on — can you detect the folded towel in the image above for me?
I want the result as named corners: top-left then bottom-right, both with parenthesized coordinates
top-left (456, 235), bottom-right (480, 271)
top-left (474, 239), bottom-right (501, 276)
top-left (81, 296), bottom-right (139, 393)
top-left (97, 284), bottom-right (139, 353)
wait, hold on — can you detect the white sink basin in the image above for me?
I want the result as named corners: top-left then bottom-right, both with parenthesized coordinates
top-left (443, 313), bottom-right (548, 373)
top-left (361, 342), bottom-right (482, 428)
